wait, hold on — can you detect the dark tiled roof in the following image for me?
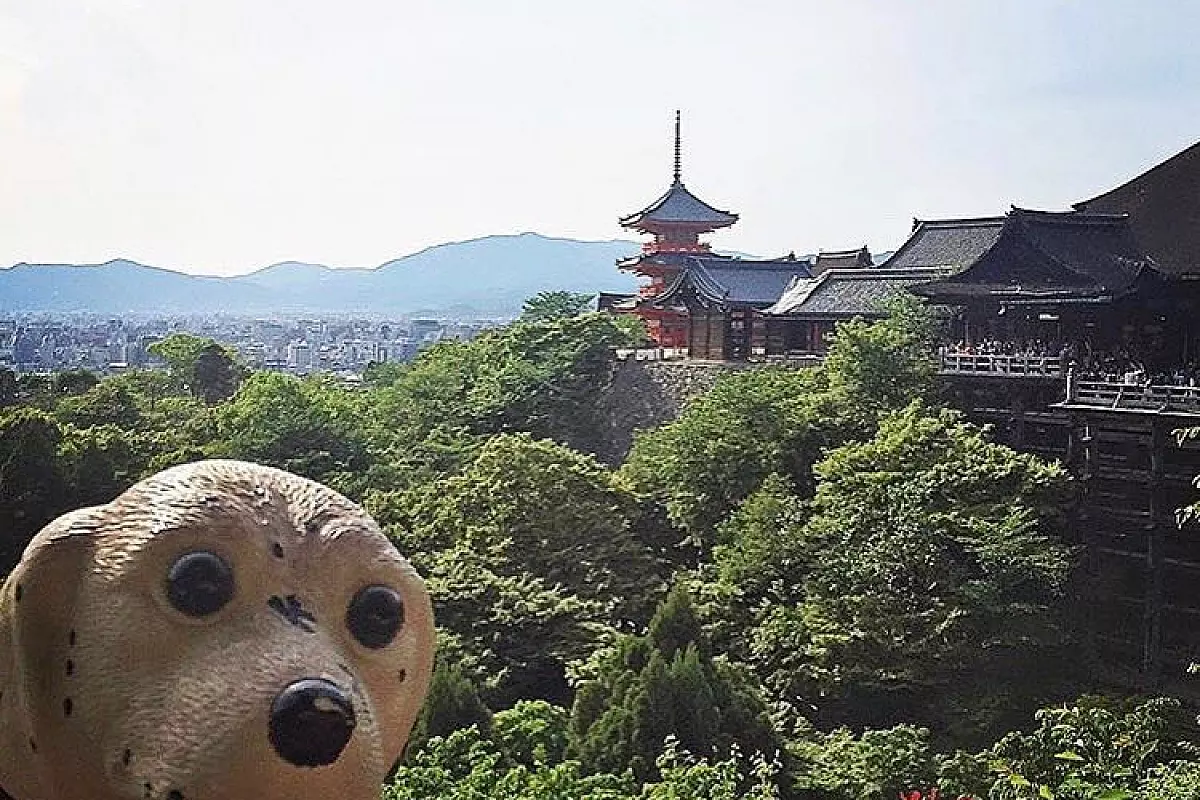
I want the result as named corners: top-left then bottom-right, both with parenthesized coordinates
top-left (1074, 140), bottom-right (1200, 276)
top-left (649, 257), bottom-right (812, 309)
top-left (881, 217), bottom-right (1005, 270)
top-left (619, 180), bottom-right (739, 233)
top-left (913, 208), bottom-right (1160, 301)
top-left (812, 246), bottom-right (872, 275)
top-left (765, 267), bottom-right (951, 317)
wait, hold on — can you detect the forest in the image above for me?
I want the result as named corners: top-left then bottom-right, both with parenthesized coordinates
top-left (2, 293), bottom-right (1199, 800)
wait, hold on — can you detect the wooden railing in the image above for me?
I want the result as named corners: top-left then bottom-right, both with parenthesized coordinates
top-left (939, 352), bottom-right (1064, 376)
top-left (1066, 376), bottom-right (1200, 415)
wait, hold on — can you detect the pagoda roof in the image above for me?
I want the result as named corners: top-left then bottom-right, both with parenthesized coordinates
top-left (647, 256), bottom-right (812, 310)
top-left (765, 266), bottom-right (952, 318)
top-left (911, 208), bottom-right (1161, 302)
top-left (619, 179), bottom-right (739, 233)
top-left (1074, 139), bottom-right (1200, 276)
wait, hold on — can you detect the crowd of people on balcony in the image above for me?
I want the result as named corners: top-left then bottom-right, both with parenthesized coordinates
top-left (940, 338), bottom-right (1200, 387)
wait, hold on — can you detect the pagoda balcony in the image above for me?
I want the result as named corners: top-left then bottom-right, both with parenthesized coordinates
top-left (637, 285), bottom-right (664, 299)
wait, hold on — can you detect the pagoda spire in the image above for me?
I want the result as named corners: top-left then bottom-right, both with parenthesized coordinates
top-left (673, 109), bottom-right (682, 184)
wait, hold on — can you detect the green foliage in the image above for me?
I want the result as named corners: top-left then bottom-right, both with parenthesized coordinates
top-left (387, 433), bottom-right (664, 706)
top-left (709, 404), bottom-right (1075, 737)
top-left (642, 738), bottom-right (783, 800)
top-left (1136, 760), bottom-right (1200, 800)
top-left (713, 473), bottom-right (807, 596)
top-left (0, 367), bottom-right (17, 407)
top-left (370, 313), bottom-right (640, 455)
top-left (789, 724), bottom-right (937, 800)
top-left (521, 291), bottom-right (595, 323)
top-left (409, 663), bottom-right (494, 756)
top-left (208, 371), bottom-right (370, 491)
top-left (148, 332), bottom-right (243, 403)
top-left (569, 587), bottom-right (780, 783)
top-left (423, 540), bottom-right (612, 708)
top-left (388, 725), bottom-right (783, 800)
top-left (53, 368), bottom-right (100, 397)
top-left (398, 433), bottom-right (663, 615)
top-left (388, 725), bottom-right (636, 800)
top-left (621, 298), bottom-right (938, 547)
top-left (795, 404), bottom-right (1072, 692)
top-left (941, 697), bottom-right (1200, 800)
top-left (0, 407), bottom-right (67, 575)
top-left (493, 700), bottom-right (572, 767)
top-left (620, 367), bottom-right (832, 542)
top-left (56, 381), bottom-right (142, 429)
top-left (820, 294), bottom-right (937, 429)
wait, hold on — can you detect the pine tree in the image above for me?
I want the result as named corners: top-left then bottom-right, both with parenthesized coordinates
top-left (568, 585), bottom-right (779, 782)
top-left (407, 662), bottom-right (492, 757)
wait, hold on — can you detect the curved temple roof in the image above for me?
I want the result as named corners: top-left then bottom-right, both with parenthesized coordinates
top-left (619, 179), bottom-right (739, 234)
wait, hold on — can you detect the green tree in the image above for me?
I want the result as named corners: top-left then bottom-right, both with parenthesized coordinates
top-left (422, 540), bottom-right (612, 709)
top-left (148, 333), bottom-right (243, 403)
top-left (938, 697), bottom-right (1200, 800)
top-left (493, 700), bottom-right (572, 767)
top-left (369, 313), bottom-right (640, 456)
top-left (569, 586), bottom-right (779, 782)
top-left (56, 381), bottom-right (142, 429)
top-left (398, 433), bottom-right (664, 617)
top-left (192, 342), bottom-right (242, 403)
top-left (820, 294), bottom-right (937, 430)
top-left (0, 367), bottom-right (17, 407)
top-left (789, 724), bottom-right (936, 800)
top-left (409, 662), bottom-right (494, 756)
top-left (208, 372), bottom-right (370, 491)
top-left (727, 404), bottom-right (1075, 737)
top-left (0, 408), bottom-right (67, 576)
top-left (620, 366), bottom-right (834, 544)
top-left (521, 291), bottom-right (595, 323)
top-left (53, 368), bottom-right (100, 396)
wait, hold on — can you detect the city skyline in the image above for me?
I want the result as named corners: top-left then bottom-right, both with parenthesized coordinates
top-left (2, 1), bottom-right (1199, 276)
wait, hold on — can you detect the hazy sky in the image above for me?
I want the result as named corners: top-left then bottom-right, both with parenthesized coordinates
top-left (1, 1), bottom-right (1198, 276)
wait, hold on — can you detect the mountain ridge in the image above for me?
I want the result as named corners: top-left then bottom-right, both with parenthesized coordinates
top-left (0, 233), bottom-right (644, 316)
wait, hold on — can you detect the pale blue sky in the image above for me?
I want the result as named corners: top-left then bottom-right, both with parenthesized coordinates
top-left (1, 1), bottom-right (1198, 275)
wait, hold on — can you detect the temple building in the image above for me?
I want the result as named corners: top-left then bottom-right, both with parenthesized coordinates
top-left (763, 265), bottom-right (950, 355)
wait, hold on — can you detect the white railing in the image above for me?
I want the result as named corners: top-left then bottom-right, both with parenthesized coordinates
top-left (614, 347), bottom-right (690, 361)
top-left (940, 352), bottom-right (1063, 376)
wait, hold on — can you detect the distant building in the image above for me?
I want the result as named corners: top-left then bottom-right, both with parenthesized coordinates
top-left (810, 246), bottom-right (873, 276)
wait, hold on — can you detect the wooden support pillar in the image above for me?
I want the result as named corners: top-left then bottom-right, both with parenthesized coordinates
top-left (1072, 413), bottom-right (1100, 667)
top-left (1011, 394), bottom-right (1027, 450)
top-left (1143, 420), bottom-right (1166, 682)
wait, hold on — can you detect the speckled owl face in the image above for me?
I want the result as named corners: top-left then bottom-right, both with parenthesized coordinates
top-left (0, 460), bottom-right (436, 800)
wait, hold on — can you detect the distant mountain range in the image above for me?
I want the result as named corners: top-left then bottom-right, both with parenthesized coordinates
top-left (0, 234), bottom-right (888, 317)
top-left (0, 233), bottom-right (643, 317)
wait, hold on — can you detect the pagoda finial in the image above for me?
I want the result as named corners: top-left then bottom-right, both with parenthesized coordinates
top-left (673, 109), bottom-right (682, 183)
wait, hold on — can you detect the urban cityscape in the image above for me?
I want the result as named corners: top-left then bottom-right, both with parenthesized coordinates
top-left (0, 314), bottom-right (500, 379)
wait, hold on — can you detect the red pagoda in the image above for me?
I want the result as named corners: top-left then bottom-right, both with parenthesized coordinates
top-left (617, 111), bottom-right (739, 347)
